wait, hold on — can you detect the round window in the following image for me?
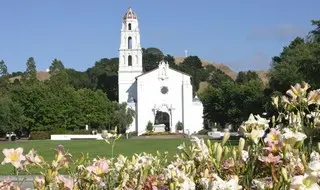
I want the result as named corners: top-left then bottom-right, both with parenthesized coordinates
top-left (161, 86), bottom-right (169, 94)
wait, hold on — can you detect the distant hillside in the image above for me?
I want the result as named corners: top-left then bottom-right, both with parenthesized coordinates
top-left (9, 58), bottom-right (269, 86)
top-left (174, 56), bottom-right (269, 84)
top-left (9, 71), bottom-right (51, 82)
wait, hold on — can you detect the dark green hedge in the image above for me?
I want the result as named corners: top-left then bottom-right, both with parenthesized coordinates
top-left (29, 131), bottom-right (50, 140)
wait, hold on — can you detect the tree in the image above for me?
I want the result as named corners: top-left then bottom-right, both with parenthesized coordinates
top-left (144, 47), bottom-right (164, 56)
top-left (22, 57), bottom-right (37, 82)
top-left (201, 73), bottom-right (265, 129)
top-left (309, 20), bottom-right (320, 43)
top-left (66, 69), bottom-right (93, 89)
top-left (180, 56), bottom-right (202, 70)
top-left (48, 69), bottom-right (69, 87)
top-left (236, 70), bottom-right (260, 84)
top-left (110, 102), bottom-right (135, 133)
top-left (0, 60), bottom-right (8, 76)
top-left (205, 65), bottom-right (233, 87)
top-left (0, 60), bottom-right (10, 93)
top-left (10, 71), bottom-right (23, 78)
top-left (49, 59), bottom-right (65, 75)
top-left (142, 47), bottom-right (164, 72)
top-left (0, 96), bottom-right (25, 135)
top-left (164, 54), bottom-right (176, 68)
top-left (76, 89), bottom-right (110, 129)
top-left (269, 32), bottom-right (320, 92)
top-left (47, 59), bottom-right (69, 87)
top-left (87, 58), bottom-right (119, 101)
top-left (10, 82), bottom-right (50, 131)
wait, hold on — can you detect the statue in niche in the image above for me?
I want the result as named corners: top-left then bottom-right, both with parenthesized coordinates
top-left (158, 60), bottom-right (169, 80)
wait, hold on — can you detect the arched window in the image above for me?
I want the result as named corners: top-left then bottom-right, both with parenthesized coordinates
top-left (128, 37), bottom-right (132, 49)
top-left (128, 55), bottom-right (132, 66)
top-left (128, 23), bottom-right (131, 30)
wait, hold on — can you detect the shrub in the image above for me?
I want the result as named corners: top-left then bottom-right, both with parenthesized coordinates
top-left (69, 130), bottom-right (92, 135)
top-left (49, 128), bottom-right (68, 134)
top-left (176, 121), bottom-right (183, 131)
top-left (49, 129), bottom-right (92, 135)
top-left (146, 121), bottom-right (153, 131)
top-left (197, 129), bottom-right (209, 135)
top-left (140, 131), bottom-right (181, 136)
top-left (127, 131), bottom-right (138, 138)
top-left (29, 131), bottom-right (50, 140)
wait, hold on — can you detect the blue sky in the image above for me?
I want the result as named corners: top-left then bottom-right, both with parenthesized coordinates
top-left (0, 0), bottom-right (318, 73)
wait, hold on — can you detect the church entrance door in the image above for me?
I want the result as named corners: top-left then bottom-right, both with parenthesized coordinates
top-left (154, 111), bottom-right (170, 131)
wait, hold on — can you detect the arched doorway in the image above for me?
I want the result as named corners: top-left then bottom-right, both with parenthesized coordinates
top-left (154, 111), bottom-right (170, 131)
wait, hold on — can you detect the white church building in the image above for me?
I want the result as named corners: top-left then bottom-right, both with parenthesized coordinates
top-left (118, 8), bottom-right (204, 136)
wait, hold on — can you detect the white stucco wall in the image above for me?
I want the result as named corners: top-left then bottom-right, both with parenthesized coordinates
top-left (118, 8), bottom-right (143, 104)
top-left (117, 8), bottom-right (204, 136)
top-left (188, 101), bottom-right (204, 134)
top-left (51, 134), bottom-right (103, 140)
top-left (118, 74), bottom-right (139, 103)
top-left (135, 68), bottom-right (203, 135)
top-left (127, 101), bottom-right (136, 132)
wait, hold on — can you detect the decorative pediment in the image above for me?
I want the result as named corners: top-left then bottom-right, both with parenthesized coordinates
top-left (152, 103), bottom-right (174, 114)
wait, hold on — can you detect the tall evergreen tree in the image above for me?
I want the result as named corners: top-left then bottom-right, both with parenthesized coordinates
top-left (0, 60), bottom-right (10, 94)
top-left (48, 59), bottom-right (69, 87)
top-left (22, 57), bottom-right (37, 82)
top-left (0, 60), bottom-right (8, 76)
top-left (49, 59), bottom-right (65, 75)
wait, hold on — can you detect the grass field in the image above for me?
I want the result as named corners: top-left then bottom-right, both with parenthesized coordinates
top-left (0, 138), bottom-right (190, 175)
top-left (0, 138), bottom-right (238, 175)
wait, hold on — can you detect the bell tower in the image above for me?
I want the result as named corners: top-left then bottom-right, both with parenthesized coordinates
top-left (118, 7), bottom-right (143, 103)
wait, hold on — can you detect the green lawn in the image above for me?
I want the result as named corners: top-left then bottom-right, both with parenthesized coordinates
top-left (0, 138), bottom-right (189, 175)
top-left (0, 138), bottom-right (238, 175)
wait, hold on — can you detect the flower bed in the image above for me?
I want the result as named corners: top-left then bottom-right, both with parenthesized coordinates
top-left (1, 82), bottom-right (320, 189)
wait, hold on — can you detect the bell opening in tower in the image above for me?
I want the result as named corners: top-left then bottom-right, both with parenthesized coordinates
top-left (128, 36), bottom-right (132, 49)
top-left (128, 55), bottom-right (132, 66)
top-left (128, 23), bottom-right (131, 30)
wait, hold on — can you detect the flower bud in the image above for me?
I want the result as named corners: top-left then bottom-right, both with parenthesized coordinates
top-left (207, 139), bottom-right (212, 148)
top-left (283, 144), bottom-right (289, 160)
top-left (272, 96), bottom-right (279, 108)
top-left (281, 167), bottom-right (288, 182)
top-left (45, 169), bottom-right (53, 183)
top-left (204, 168), bottom-right (209, 178)
top-left (223, 146), bottom-right (229, 159)
top-left (232, 148), bottom-right (237, 161)
top-left (294, 141), bottom-right (303, 149)
top-left (222, 132), bottom-right (230, 146)
top-left (302, 153), bottom-right (307, 167)
top-left (186, 164), bottom-right (190, 172)
top-left (212, 142), bottom-right (218, 154)
top-left (169, 183), bottom-right (175, 190)
top-left (272, 116), bottom-right (276, 126)
top-left (216, 145), bottom-right (223, 164)
top-left (238, 138), bottom-right (245, 153)
top-left (192, 169), bottom-right (197, 177)
top-left (191, 152), bottom-right (196, 159)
